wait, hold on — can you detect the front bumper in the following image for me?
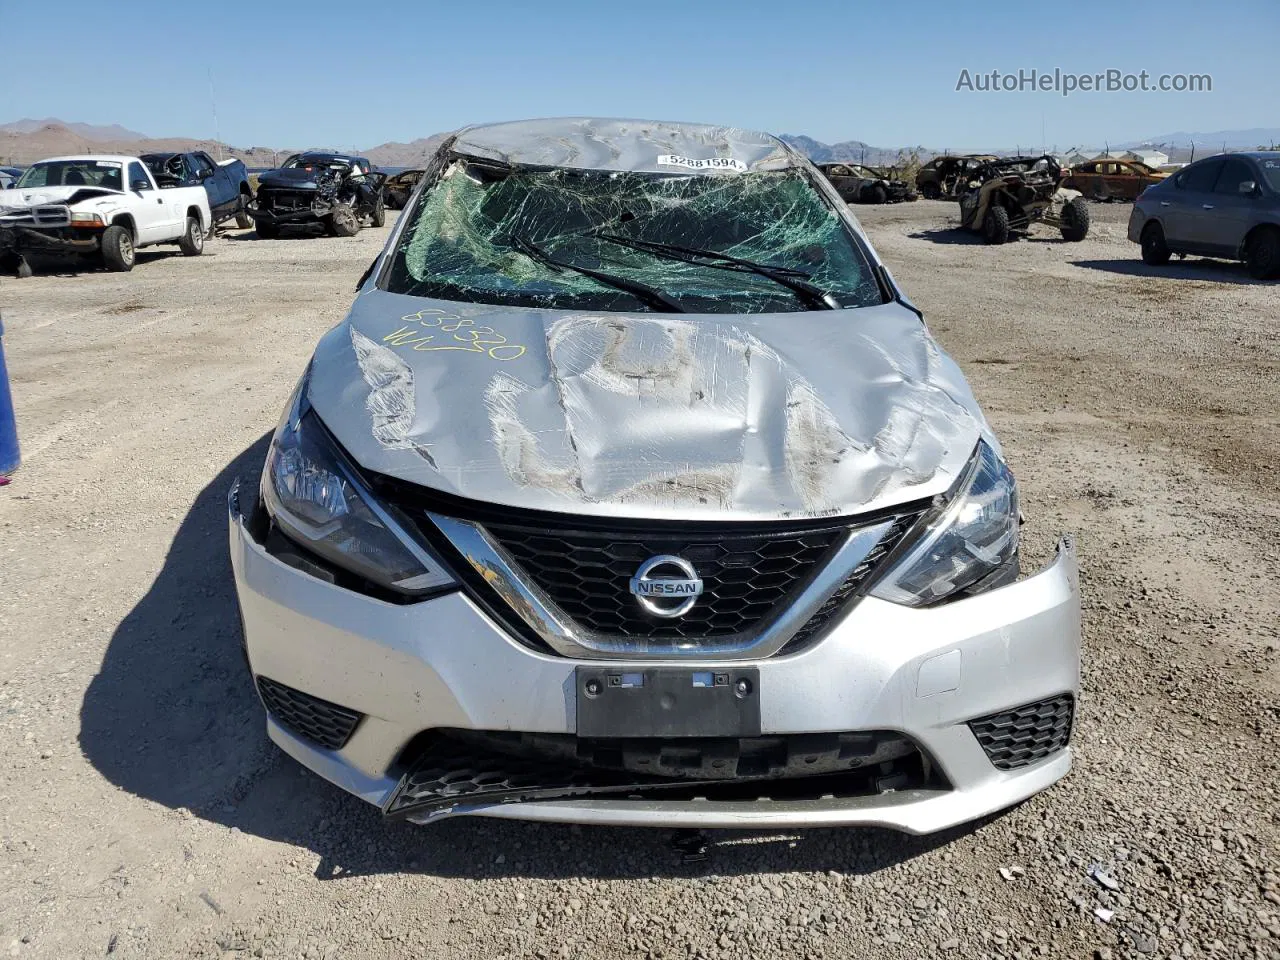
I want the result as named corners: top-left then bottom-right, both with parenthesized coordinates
top-left (0, 223), bottom-right (102, 255)
top-left (229, 484), bottom-right (1081, 833)
top-left (248, 197), bottom-right (329, 226)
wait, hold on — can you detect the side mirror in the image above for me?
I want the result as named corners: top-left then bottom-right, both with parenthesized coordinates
top-left (131, 178), bottom-right (150, 192)
top-left (1239, 180), bottom-right (1258, 196)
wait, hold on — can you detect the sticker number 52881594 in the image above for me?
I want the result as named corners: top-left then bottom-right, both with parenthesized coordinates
top-left (381, 309), bottom-right (527, 361)
top-left (657, 155), bottom-right (748, 173)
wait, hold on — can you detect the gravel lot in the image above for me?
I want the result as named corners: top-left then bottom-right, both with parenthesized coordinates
top-left (1, 200), bottom-right (1278, 960)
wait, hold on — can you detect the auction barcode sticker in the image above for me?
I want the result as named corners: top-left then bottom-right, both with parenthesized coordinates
top-left (657, 155), bottom-right (748, 173)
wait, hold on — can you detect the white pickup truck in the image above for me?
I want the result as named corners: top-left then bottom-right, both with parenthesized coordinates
top-left (0, 155), bottom-right (213, 275)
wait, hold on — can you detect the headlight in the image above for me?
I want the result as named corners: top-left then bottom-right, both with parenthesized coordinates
top-left (870, 441), bottom-right (1019, 606)
top-left (260, 374), bottom-right (455, 597)
top-left (70, 212), bottom-right (104, 226)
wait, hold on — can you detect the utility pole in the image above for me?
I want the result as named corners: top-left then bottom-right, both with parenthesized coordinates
top-left (209, 68), bottom-right (222, 160)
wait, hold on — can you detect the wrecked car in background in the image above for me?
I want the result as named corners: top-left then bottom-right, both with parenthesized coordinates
top-left (0, 167), bottom-right (21, 190)
top-left (249, 152), bottom-right (386, 238)
top-left (916, 155), bottom-right (996, 200)
top-left (229, 117), bottom-right (1081, 832)
top-left (959, 155), bottom-right (1090, 244)
top-left (141, 150), bottom-right (253, 227)
top-left (0, 155), bottom-right (211, 275)
top-left (1065, 158), bottom-right (1167, 201)
top-left (383, 168), bottom-right (426, 210)
top-left (817, 163), bottom-right (916, 204)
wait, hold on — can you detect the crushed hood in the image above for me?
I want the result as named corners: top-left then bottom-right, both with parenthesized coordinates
top-left (1, 185), bottom-right (122, 208)
top-left (307, 292), bottom-right (993, 521)
top-left (257, 168), bottom-right (329, 190)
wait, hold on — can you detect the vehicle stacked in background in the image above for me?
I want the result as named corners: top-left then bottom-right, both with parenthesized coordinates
top-left (816, 163), bottom-right (917, 204)
top-left (915, 155), bottom-right (997, 200)
top-left (1129, 151), bottom-right (1280, 279)
top-left (0, 167), bottom-right (21, 190)
top-left (1065, 158), bottom-right (1167, 201)
top-left (958, 155), bottom-right (1089, 244)
top-left (249, 152), bottom-right (386, 238)
top-left (383, 168), bottom-right (426, 210)
top-left (141, 151), bottom-right (253, 227)
top-left (0, 155), bottom-right (212, 275)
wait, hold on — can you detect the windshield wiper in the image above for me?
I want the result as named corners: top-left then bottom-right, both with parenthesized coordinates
top-left (596, 234), bottom-right (840, 310)
top-left (511, 234), bottom-right (686, 313)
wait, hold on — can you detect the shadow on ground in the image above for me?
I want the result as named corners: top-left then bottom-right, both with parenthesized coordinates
top-left (223, 229), bottom-right (330, 242)
top-left (10, 251), bottom-right (173, 277)
top-left (1071, 257), bottom-right (1273, 284)
top-left (910, 228), bottom-right (1085, 247)
top-left (80, 436), bottom-right (991, 882)
top-left (907, 228), bottom-right (976, 245)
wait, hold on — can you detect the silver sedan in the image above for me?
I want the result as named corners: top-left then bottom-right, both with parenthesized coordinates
top-left (230, 117), bottom-right (1081, 832)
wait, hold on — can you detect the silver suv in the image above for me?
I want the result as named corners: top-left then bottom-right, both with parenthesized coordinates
top-left (1129, 151), bottom-right (1280, 279)
top-left (229, 118), bottom-right (1080, 831)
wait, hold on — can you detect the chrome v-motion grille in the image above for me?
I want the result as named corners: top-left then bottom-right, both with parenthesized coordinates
top-left (483, 523), bottom-right (846, 640)
top-left (428, 510), bottom-right (922, 660)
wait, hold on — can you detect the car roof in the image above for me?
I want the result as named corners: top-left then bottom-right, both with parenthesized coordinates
top-left (1179, 152), bottom-right (1278, 168)
top-left (33, 155), bottom-right (138, 165)
top-left (290, 152), bottom-right (360, 164)
top-left (450, 117), bottom-right (800, 174)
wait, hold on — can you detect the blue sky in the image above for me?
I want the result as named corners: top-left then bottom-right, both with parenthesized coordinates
top-left (4, 0), bottom-right (1275, 151)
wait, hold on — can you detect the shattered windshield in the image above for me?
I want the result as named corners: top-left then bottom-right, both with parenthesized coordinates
top-left (384, 160), bottom-right (884, 314)
top-left (17, 160), bottom-right (123, 191)
top-left (284, 156), bottom-right (351, 174)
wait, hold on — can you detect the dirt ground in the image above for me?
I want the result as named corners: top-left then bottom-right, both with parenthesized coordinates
top-left (1, 201), bottom-right (1278, 960)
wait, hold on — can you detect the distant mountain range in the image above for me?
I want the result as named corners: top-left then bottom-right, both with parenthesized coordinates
top-left (0, 120), bottom-right (284, 167)
top-left (1123, 127), bottom-right (1280, 150)
top-left (781, 128), bottom-right (1280, 166)
top-left (777, 135), bottom-right (933, 165)
top-left (3, 118), bottom-right (1276, 170)
top-left (0, 118), bottom-right (451, 169)
top-left (0, 117), bottom-right (149, 141)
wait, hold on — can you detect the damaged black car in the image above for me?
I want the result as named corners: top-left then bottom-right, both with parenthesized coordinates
top-left (249, 152), bottom-right (386, 238)
top-left (817, 163), bottom-right (917, 204)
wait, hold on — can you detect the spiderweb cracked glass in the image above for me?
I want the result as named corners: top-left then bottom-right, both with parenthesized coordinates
top-left (387, 161), bottom-right (882, 314)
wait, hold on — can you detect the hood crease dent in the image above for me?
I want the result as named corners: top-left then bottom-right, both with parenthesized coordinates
top-left (309, 295), bottom-right (993, 522)
top-left (348, 328), bottom-right (438, 469)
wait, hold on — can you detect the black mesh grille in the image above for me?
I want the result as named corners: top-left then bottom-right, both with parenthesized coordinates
top-left (482, 522), bottom-right (848, 640)
top-left (969, 694), bottom-right (1074, 770)
top-left (781, 513), bottom-right (922, 653)
top-left (257, 677), bottom-right (362, 750)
